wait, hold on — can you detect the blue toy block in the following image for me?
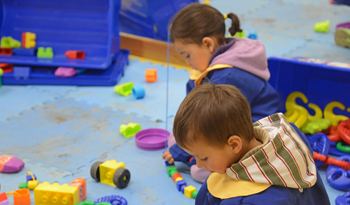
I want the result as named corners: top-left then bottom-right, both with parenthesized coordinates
top-left (14, 66), bottom-right (31, 80)
top-left (181, 184), bottom-right (186, 193)
top-left (165, 161), bottom-right (174, 167)
top-left (176, 180), bottom-right (187, 192)
top-left (26, 174), bottom-right (37, 182)
top-left (13, 48), bottom-right (35, 56)
top-left (132, 85), bottom-right (145, 99)
top-left (248, 30), bottom-right (258, 40)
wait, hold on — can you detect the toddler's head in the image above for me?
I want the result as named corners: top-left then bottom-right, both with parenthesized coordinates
top-left (170, 3), bottom-right (242, 71)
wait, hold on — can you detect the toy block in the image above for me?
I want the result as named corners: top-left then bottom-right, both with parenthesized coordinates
top-left (0, 63), bottom-right (13, 74)
top-left (192, 190), bottom-right (199, 199)
top-left (184, 185), bottom-right (196, 198)
top-left (65, 50), bottom-right (85, 59)
top-left (37, 47), bottom-right (54, 58)
top-left (145, 69), bottom-right (157, 82)
top-left (169, 169), bottom-right (178, 177)
top-left (114, 82), bottom-right (134, 96)
top-left (0, 48), bottom-right (12, 56)
top-left (176, 180), bottom-right (187, 191)
top-left (100, 160), bottom-right (125, 187)
top-left (181, 185), bottom-right (186, 193)
top-left (14, 66), bottom-right (31, 80)
top-left (1, 37), bottom-right (21, 48)
top-left (13, 189), bottom-right (30, 205)
top-left (34, 182), bottom-right (79, 205)
top-left (248, 31), bottom-right (258, 40)
top-left (19, 183), bottom-right (28, 189)
top-left (315, 20), bottom-right (330, 33)
top-left (28, 180), bottom-right (39, 190)
top-left (21, 32), bottom-right (36, 48)
top-left (166, 166), bottom-right (177, 177)
top-left (132, 85), bottom-right (145, 99)
top-left (70, 178), bottom-right (86, 201)
top-left (55, 67), bottom-right (77, 77)
top-left (233, 30), bottom-right (245, 38)
top-left (119, 123), bottom-right (141, 138)
top-left (76, 201), bottom-right (95, 205)
top-left (0, 193), bottom-right (8, 202)
top-left (172, 172), bottom-right (182, 181)
top-left (165, 161), bottom-right (175, 166)
top-left (13, 48), bottom-right (35, 56)
top-left (175, 177), bottom-right (183, 183)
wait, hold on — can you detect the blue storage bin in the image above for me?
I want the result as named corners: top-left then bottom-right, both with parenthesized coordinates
top-left (1, 50), bottom-right (129, 86)
top-left (119, 0), bottom-right (198, 41)
top-left (268, 57), bottom-right (350, 118)
top-left (0, 0), bottom-right (121, 69)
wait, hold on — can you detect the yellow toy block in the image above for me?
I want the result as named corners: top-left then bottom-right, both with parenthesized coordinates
top-left (184, 185), bottom-right (196, 198)
top-left (100, 160), bottom-right (125, 187)
top-left (175, 177), bottom-right (183, 183)
top-left (22, 32), bottom-right (36, 48)
top-left (34, 182), bottom-right (79, 205)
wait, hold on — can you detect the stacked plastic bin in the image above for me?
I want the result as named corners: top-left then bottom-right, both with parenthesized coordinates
top-left (119, 0), bottom-right (198, 41)
top-left (0, 0), bottom-right (129, 86)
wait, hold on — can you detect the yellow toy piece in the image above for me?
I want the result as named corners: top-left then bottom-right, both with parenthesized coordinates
top-left (324, 101), bottom-right (349, 126)
top-left (22, 32), bottom-right (36, 48)
top-left (175, 177), bottom-right (183, 183)
top-left (184, 185), bottom-right (196, 198)
top-left (308, 103), bottom-right (323, 120)
top-left (34, 182), bottom-right (79, 205)
top-left (119, 123), bottom-right (141, 138)
top-left (100, 160), bottom-right (125, 187)
top-left (285, 92), bottom-right (310, 128)
top-left (114, 82), bottom-right (134, 96)
top-left (27, 171), bottom-right (39, 190)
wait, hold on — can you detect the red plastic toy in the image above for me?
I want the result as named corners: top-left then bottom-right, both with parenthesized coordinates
top-left (65, 51), bottom-right (85, 59)
top-left (0, 48), bottom-right (12, 56)
top-left (313, 151), bottom-right (350, 170)
top-left (0, 63), bottom-right (14, 74)
top-left (339, 119), bottom-right (350, 144)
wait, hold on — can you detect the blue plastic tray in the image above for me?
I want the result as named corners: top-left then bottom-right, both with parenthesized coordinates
top-left (0, 0), bottom-right (121, 69)
top-left (119, 0), bottom-right (198, 41)
top-left (268, 57), bottom-right (350, 118)
top-left (1, 49), bottom-right (129, 86)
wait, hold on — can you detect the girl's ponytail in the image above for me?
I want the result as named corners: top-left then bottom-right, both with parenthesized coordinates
top-left (227, 13), bottom-right (242, 36)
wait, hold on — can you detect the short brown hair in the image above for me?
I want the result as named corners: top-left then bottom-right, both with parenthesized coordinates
top-left (170, 3), bottom-right (242, 45)
top-left (173, 83), bottom-right (253, 149)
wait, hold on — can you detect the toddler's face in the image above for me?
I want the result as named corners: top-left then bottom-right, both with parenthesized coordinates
top-left (173, 40), bottom-right (212, 72)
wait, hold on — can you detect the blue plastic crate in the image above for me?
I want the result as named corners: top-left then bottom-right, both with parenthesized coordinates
top-left (268, 57), bottom-right (350, 118)
top-left (1, 49), bottom-right (129, 86)
top-left (0, 0), bottom-right (121, 69)
top-left (119, 0), bottom-right (198, 41)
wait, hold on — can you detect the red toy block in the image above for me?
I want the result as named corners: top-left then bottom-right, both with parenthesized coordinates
top-left (145, 69), bottom-right (157, 82)
top-left (0, 192), bottom-right (8, 202)
top-left (0, 48), bottom-right (12, 56)
top-left (0, 63), bottom-right (14, 73)
top-left (172, 172), bottom-right (182, 181)
top-left (65, 50), bottom-right (85, 59)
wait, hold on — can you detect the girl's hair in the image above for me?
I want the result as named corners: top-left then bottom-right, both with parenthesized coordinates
top-left (173, 83), bottom-right (254, 149)
top-left (170, 3), bottom-right (242, 45)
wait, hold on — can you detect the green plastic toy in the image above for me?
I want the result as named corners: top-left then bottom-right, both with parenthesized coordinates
top-left (0, 68), bottom-right (3, 88)
top-left (114, 82), bottom-right (134, 96)
top-left (96, 203), bottom-right (112, 205)
top-left (166, 165), bottom-right (177, 177)
top-left (192, 190), bottom-right (199, 199)
top-left (314, 20), bottom-right (330, 33)
top-left (76, 201), bottom-right (95, 205)
top-left (37, 47), bottom-right (54, 58)
top-left (1, 36), bottom-right (21, 48)
top-left (301, 118), bottom-right (332, 134)
top-left (234, 30), bottom-right (246, 38)
top-left (119, 122), bottom-right (141, 138)
top-left (19, 182), bottom-right (28, 189)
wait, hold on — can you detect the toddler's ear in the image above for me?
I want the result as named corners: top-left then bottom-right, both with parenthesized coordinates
top-left (227, 135), bottom-right (242, 154)
top-left (202, 37), bottom-right (215, 53)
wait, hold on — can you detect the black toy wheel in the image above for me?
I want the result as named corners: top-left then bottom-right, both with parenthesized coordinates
top-left (90, 161), bottom-right (103, 182)
top-left (113, 168), bottom-right (131, 189)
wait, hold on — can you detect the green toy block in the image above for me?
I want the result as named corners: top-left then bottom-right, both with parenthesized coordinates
top-left (114, 82), bottom-right (134, 96)
top-left (37, 47), bottom-right (54, 58)
top-left (314, 20), bottom-right (330, 33)
top-left (169, 169), bottom-right (178, 177)
top-left (119, 122), bottom-right (141, 138)
top-left (234, 30), bottom-right (246, 38)
top-left (76, 201), bottom-right (96, 205)
top-left (19, 182), bottom-right (28, 189)
top-left (301, 119), bottom-right (332, 135)
top-left (1, 36), bottom-right (21, 48)
top-left (96, 203), bottom-right (111, 205)
top-left (192, 190), bottom-right (199, 199)
top-left (166, 166), bottom-right (177, 177)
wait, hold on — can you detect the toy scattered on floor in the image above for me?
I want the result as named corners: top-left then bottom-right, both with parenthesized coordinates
top-left (335, 191), bottom-right (350, 205)
top-left (132, 85), bottom-right (145, 99)
top-left (120, 123), bottom-right (141, 138)
top-left (145, 69), bottom-right (157, 82)
top-left (19, 183), bottom-right (28, 189)
top-left (335, 22), bottom-right (350, 48)
top-left (114, 82), bottom-right (134, 96)
top-left (37, 47), bottom-right (54, 58)
top-left (26, 171), bottom-right (39, 190)
top-left (76, 201), bottom-right (95, 205)
top-left (65, 51), bottom-right (85, 59)
top-left (0, 155), bottom-right (25, 173)
top-left (1, 37), bottom-right (21, 48)
top-left (233, 30), bottom-right (245, 38)
top-left (90, 160), bottom-right (131, 189)
top-left (135, 128), bottom-right (170, 150)
top-left (326, 155), bottom-right (350, 190)
top-left (248, 31), bottom-right (258, 40)
top-left (34, 181), bottom-right (81, 205)
top-left (165, 162), bottom-right (198, 199)
top-left (301, 119), bottom-right (332, 134)
top-left (22, 32), bottom-right (36, 48)
top-left (5, 189), bottom-right (31, 205)
top-left (95, 195), bottom-right (128, 205)
top-left (314, 20), bottom-right (330, 33)
top-left (0, 48), bottom-right (12, 56)
top-left (70, 178), bottom-right (87, 202)
top-left (55, 67), bottom-right (77, 77)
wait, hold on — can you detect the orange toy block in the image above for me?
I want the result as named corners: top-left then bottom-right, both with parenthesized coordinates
top-left (0, 48), bottom-right (12, 56)
top-left (0, 63), bottom-right (14, 73)
top-left (21, 32), bottom-right (36, 48)
top-left (70, 178), bottom-right (87, 201)
top-left (145, 69), bottom-right (157, 82)
top-left (13, 189), bottom-right (31, 205)
top-left (65, 51), bottom-right (85, 59)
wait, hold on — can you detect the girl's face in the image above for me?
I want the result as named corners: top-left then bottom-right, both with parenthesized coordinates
top-left (173, 39), bottom-right (214, 72)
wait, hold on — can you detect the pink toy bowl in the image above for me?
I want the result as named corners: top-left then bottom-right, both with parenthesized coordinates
top-left (54, 67), bottom-right (77, 77)
top-left (135, 128), bottom-right (170, 151)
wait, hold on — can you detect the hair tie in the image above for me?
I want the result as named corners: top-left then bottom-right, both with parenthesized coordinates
top-left (223, 14), bottom-right (228, 20)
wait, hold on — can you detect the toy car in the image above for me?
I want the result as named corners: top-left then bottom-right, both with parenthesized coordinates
top-left (90, 160), bottom-right (130, 189)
